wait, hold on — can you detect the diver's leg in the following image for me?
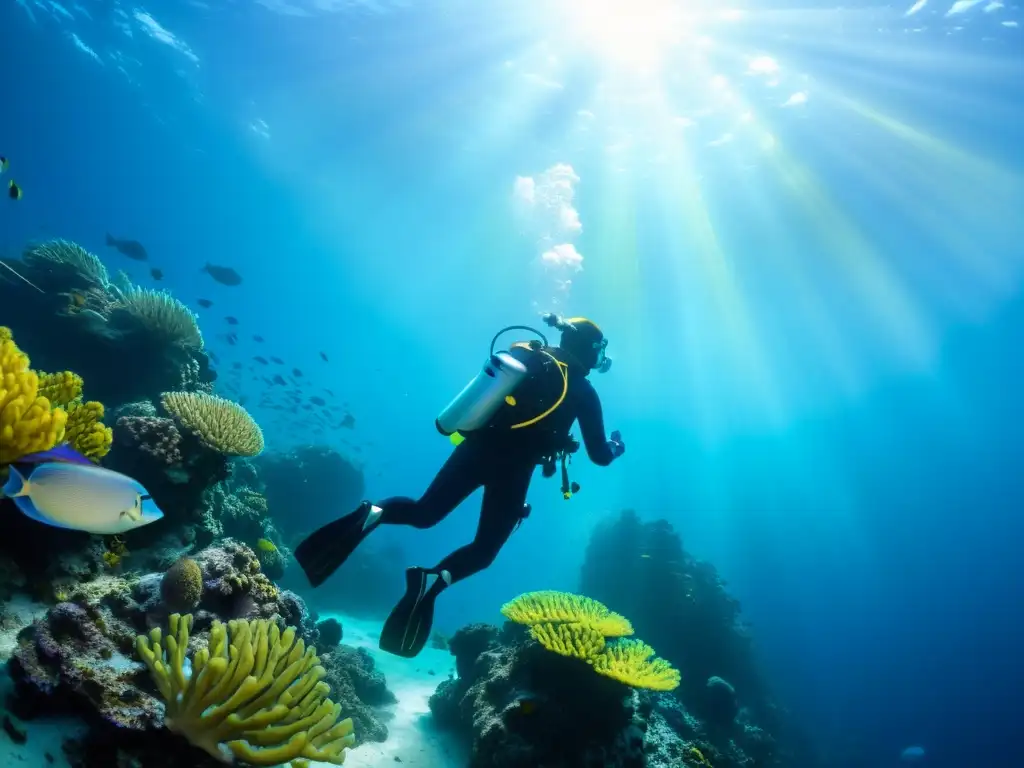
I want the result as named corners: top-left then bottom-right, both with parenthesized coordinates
top-left (432, 459), bottom-right (534, 583)
top-left (378, 444), bottom-right (486, 528)
top-left (379, 459), bottom-right (533, 657)
top-left (295, 445), bottom-right (486, 588)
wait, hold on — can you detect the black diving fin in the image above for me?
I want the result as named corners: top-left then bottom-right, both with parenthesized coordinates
top-left (379, 567), bottom-right (451, 658)
top-left (294, 501), bottom-right (382, 588)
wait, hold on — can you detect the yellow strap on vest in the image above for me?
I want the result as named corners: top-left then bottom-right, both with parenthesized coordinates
top-left (510, 348), bottom-right (568, 430)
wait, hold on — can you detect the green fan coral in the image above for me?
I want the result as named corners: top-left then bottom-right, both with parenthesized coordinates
top-left (135, 614), bottom-right (355, 766)
top-left (23, 239), bottom-right (109, 287)
top-left (162, 391), bottom-right (264, 457)
top-left (113, 287), bottom-right (204, 350)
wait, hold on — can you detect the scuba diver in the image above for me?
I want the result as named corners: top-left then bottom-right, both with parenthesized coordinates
top-left (295, 313), bottom-right (626, 658)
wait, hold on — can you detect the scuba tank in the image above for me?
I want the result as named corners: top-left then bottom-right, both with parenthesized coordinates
top-left (435, 325), bottom-right (548, 437)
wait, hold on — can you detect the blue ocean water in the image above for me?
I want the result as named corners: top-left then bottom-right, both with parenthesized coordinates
top-left (2, 0), bottom-right (1022, 765)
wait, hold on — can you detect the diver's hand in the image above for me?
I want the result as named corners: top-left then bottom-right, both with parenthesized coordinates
top-left (608, 430), bottom-right (625, 459)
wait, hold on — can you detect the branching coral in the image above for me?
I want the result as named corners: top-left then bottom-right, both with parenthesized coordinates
top-left (503, 590), bottom-right (680, 692)
top-left (115, 415), bottom-right (183, 464)
top-left (23, 239), bottom-right (110, 287)
top-left (111, 286), bottom-right (204, 350)
top-left (162, 391), bottom-right (264, 457)
top-left (501, 590), bottom-right (634, 637)
top-left (0, 327), bottom-right (68, 464)
top-left (135, 613), bottom-right (356, 766)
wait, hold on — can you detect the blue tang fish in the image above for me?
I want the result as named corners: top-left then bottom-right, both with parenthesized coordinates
top-left (1, 445), bottom-right (163, 534)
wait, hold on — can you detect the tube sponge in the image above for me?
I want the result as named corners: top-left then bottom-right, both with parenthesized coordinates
top-left (135, 614), bottom-right (355, 766)
top-left (0, 327), bottom-right (68, 464)
top-left (501, 590), bottom-right (634, 637)
top-left (162, 391), bottom-right (265, 457)
top-left (65, 400), bottom-right (113, 461)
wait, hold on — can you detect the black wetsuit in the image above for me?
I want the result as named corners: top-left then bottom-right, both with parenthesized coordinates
top-left (375, 347), bottom-right (616, 584)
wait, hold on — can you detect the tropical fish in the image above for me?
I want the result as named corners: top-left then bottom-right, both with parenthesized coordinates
top-left (150, 268), bottom-right (163, 280)
top-left (0, 156), bottom-right (8, 172)
top-left (292, 368), bottom-right (303, 377)
top-left (254, 356), bottom-right (268, 365)
top-left (256, 538), bottom-right (277, 552)
top-left (1, 446), bottom-right (163, 535)
top-left (272, 374), bottom-right (286, 385)
top-left (202, 262), bottom-right (243, 286)
top-left (310, 396), bottom-right (326, 406)
top-left (253, 335), bottom-right (264, 343)
top-left (197, 298), bottom-right (213, 308)
top-left (225, 316), bottom-right (238, 325)
top-left (271, 356), bottom-right (284, 365)
top-left (8, 180), bottom-right (21, 200)
top-left (340, 413), bottom-right (355, 429)
top-left (105, 233), bottom-right (148, 261)
top-left (319, 351), bottom-right (328, 362)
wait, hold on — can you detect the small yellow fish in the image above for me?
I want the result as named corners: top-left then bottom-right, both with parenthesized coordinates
top-left (8, 180), bottom-right (21, 200)
top-left (449, 432), bottom-right (465, 447)
top-left (640, 553), bottom-right (651, 559)
top-left (256, 538), bottom-right (278, 552)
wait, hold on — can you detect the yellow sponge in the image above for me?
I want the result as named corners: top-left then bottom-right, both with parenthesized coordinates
top-left (0, 327), bottom-right (68, 465)
top-left (65, 400), bottom-right (112, 461)
top-left (37, 371), bottom-right (84, 407)
top-left (501, 590), bottom-right (634, 637)
top-left (135, 614), bottom-right (355, 766)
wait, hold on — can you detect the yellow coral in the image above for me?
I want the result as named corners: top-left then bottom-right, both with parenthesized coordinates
top-left (36, 370), bottom-right (83, 407)
top-left (529, 622), bottom-right (606, 660)
top-left (0, 327), bottom-right (68, 464)
top-left (160, 557), bottom-right (204, 613)
top-left (592, 639), bottom-right (681, 692)
top-left (135, 614), bottom-right (355, 766)
top-left (65, 400), bottom-right (113, 461)
top-left (162, 391), bottom-right (265, 457)
top-left (501, 590), bottom-right (634, 637)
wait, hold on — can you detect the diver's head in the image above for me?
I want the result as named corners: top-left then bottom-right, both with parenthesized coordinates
top-left (542, 313), bottom-right (612, 373)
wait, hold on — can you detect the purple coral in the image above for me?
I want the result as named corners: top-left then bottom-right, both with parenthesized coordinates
top-left (115, 415), bottom-right (183, 464)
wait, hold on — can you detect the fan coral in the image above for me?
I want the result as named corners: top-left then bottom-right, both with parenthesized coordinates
top-left (503, 590), bottom-right (679, 692)
top-left (160, 557), bottom-right (203, 613)
top-left (22, 239), bottom-right (110, 287)
top-left (65, 400), bottom-right (113, 461)
top-left (0, 327), bottom-right (68, 464)
top-left (135, 613), bottom-right (356, 765)
top-left (111, 287), bottom-right (204, 350)
top-left (501, 590), bottom-right (634, 637)
top-left (162, 391), bottom-right (264, 457)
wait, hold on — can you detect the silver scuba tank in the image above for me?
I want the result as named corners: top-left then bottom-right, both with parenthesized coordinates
top-left (436, 352), bottom-right (529, 436)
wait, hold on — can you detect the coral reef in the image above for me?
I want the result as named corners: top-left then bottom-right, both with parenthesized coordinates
top-left (0, 240), bottom-right (216, 407)
top-left (429, 622), bottom-right (694, 768)
top-left (316, 617), bottom-right (343, 651)
top-left (160, 557), bottom-right (203, 614)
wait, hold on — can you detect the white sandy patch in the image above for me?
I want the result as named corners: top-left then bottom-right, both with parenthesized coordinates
top-left (0, 594), bottom-right (49, 663)
top-left (310, 613), bottom-right (467, 768)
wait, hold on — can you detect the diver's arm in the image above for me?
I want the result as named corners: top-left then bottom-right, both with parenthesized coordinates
top-left (575, 380), bottom-right (619, 466)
